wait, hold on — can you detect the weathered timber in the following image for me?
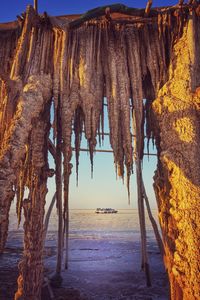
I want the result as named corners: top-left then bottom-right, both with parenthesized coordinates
top-left (34, 0), bottom-right (38, 13)
top-left (43, 193), bottom-right (56, 241)
top-left (142, 179), bottom-right (164, 256)
top-left (71, 147), bottom-right (157, 156)
top-left (67, 3), bottom-right (193, 29)
top-left (55, 102), bottom-right (63, 278)
top-left (145, 0), bottom-right (153, 16)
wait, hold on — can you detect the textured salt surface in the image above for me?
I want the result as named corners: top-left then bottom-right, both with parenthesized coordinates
top-left (0, 210), bottom-right (169, 299)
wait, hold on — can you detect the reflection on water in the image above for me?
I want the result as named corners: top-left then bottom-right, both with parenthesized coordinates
top-left (9, 209), bottom-right (160, 241)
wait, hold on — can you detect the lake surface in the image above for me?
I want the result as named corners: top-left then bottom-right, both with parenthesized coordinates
top-left (9, 209), bottom-right (160, 242)
top-left (6, 209), bottom-right (169, 300)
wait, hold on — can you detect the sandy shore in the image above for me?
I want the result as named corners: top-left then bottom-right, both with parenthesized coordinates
top-left (0, 228), bottom-right (169, 300)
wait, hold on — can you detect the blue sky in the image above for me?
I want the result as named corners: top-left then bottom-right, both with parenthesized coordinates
top-left (1, 1), bottom-right (176, 209)
top-left (1, 1), bottom-right (178, 22)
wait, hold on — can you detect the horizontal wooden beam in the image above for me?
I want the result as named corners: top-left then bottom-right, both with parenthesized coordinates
top-left (72, 147), bottom-right (157, 156)
top-left (0, 3), bottom-right (196, 32)
top-left (72, 130), bottom-right (147, 139)
top-left (0, 21), bottom-right (19, 32)
top-left (68, 3), bottom-right (193, 29)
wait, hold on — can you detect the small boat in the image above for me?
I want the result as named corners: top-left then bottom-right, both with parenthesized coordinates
top-left (95, 208), bottom-right (118, 214)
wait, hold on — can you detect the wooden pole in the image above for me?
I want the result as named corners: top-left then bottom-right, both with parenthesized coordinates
top-left (145, 0), bottom-right (153, 16)
top-left (71, 147), bottom-right (157, 156)
top-left (43, 193), bottom-right (56, 242)
top-left (34, 0), bottom-right (38, 13)
top-left (63, 162), bottom-right (72, 270)
top-left (50, 103), bottom-right (63, 288)
top-left (135, 158), bottom-right (151, 287)
top-left (64, 174), bottom-right (70, 270)
top-left (141, 179), bottom-right (165, 256)
top-left (55, 109), bottom-right (63, 277)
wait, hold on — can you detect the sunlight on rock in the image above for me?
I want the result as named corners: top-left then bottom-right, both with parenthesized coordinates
top-left (173, 117), bottom-right (195, 143)
top-left (161, 155), bottom-right (200, 299)
top-left (79, 56), bottom-right (85, 87)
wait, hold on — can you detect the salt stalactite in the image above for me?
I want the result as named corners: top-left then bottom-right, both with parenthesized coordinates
top-left (114, 28), bottom-right (133, 198)
top-left (77, 25), bottom-right (104, 176)
top-left (15, 104), bottom-right (51, 300)
top-left (102, 27), bottom-right (122, 177)
top-left (126, 28), bottom-right (144, 158)
top-left (126, 27), bottom-right (151, 286)
top-left (53, 29), bottom-right (63, 139)
top-left (0, 70), bottom-right (21, 148)
top-left (46, 28), bottom-right (66, 285)
top-left (102, 25), bottom-right (133, 194)
top-left (0, 28), bottom-right (19, 142)
top-left (0, 78), bottom-right (12, 145)
top-left (0, 74), bottom-right (52, 253)
top-left (0, 28), bottom-right (19, 75)
top-left (74, 106), bottom-right (85, 185)
top-left (16, 143), bottom-right (30, 226)
top-left (141, 21), bottom-right (168, 148)
top-left (10, 6), bottom-right (37, 80)
top-left (60, 29), bottom-right (74, 274)
top-left (0, 4), bottom-right (54, 253)
top-left (27, 25), bottom-right (54, 77)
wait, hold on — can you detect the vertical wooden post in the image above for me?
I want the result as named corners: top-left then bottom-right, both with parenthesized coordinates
top-left (55, 105), bottom-right (63, 276)
top-left (135, 158), bottom-right (151, 287)
top-left (55, 140), bottom-right (63, 278)
top-left (43, 193), bottom-right (56, 242)
top-left (64, 164), bottom-right (72, 269)
top-left (142, 179), bottom-right (164, 256)
top-left (50, 99), bottom-right (63, 288)
top-left (34, 0), bottom-right (38, 13)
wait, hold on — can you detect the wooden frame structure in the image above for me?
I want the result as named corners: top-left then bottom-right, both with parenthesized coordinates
top-left (0, 1), bottom-right (200, 299)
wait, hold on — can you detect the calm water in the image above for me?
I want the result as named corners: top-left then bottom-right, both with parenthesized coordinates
top-left (6, 209), bottom-right (168, 300)
top-left (9, 209), bottom-right (160, 242)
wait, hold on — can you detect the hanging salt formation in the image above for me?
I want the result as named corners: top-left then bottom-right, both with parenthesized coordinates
top-left (0, 2), bottom-right (195, 299)
top-left (102, 26), bottom-right (133, 196)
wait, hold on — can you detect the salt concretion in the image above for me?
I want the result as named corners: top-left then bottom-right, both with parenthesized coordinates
top-left (0, 2), bottom-right (200, 299)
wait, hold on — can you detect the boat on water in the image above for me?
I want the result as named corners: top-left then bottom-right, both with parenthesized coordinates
top-left (95, 208), bottom-right (118, 214)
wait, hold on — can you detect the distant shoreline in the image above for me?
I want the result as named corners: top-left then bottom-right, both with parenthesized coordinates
top-left (68, 208), bottom-right (158, 210)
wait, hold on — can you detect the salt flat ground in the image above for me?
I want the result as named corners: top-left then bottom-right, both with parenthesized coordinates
top-left (0, 210), bottom-right (169, 300)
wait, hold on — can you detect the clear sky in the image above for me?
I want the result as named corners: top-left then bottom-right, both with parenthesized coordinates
top-left (0, 1), bottom-right (177, 209)
top-left (1, 1), bottom-right (178, 22)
